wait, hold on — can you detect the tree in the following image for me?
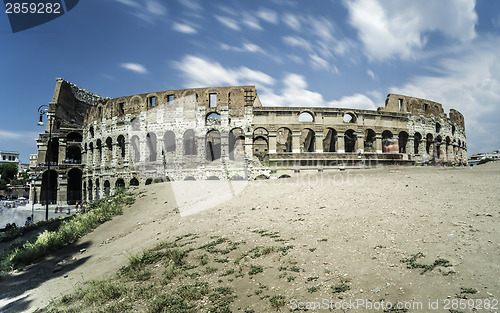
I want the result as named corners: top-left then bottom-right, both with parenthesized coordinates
top-left (0, 163), bottom-right (18, 183)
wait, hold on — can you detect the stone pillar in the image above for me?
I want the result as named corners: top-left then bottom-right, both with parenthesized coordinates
top-left (315, 132), bottom-right (323, 153)
top-left (355, 135), bottom-right (363, 153)
top-left (408, 137), bottom-right (415, 157)
top-left (375, 136), bottom-right (382, 154)
top-left (221, 132), bottom-right (229, 163)
top-left (292, 131), bottom-right (300, 153)
top-left (58, 138), bottom-right (65, 164)
top-left (268, 131), bottom-right (277, 154)
top-left (337, 135), bottom-right (345, 153)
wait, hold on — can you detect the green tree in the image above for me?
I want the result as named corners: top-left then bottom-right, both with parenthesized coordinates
top-left (0, 163), bottom-right (18, 183)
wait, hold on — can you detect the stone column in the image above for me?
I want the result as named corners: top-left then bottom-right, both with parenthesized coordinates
top-left (375, 136), bottom-right (382, 154)
top-left (292, 131), bottom-right (301, 153)
top-left (315, 132), bottom-right (323, 153)
top-left (337, 135), bottom-right (345, 153)
top-left (268, 131), bottom-right (277, 154)
top-left (355, 134), bottom-right (363, 153)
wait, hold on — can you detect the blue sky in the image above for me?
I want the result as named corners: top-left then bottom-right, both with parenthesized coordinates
top-left (1, 0), bottom-right (500, 163)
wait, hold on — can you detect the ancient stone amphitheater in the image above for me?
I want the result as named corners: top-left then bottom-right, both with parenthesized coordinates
top-left (33, 79), bottom-right (466, 204)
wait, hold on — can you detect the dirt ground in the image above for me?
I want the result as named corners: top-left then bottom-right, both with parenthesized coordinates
top-left (0, 162), bottom-right (499, 313)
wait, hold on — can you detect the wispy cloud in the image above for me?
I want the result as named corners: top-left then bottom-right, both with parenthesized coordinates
top-left (120, 63), bottom-right (148, 74)
top-left (114, 0), bottom-right (167, 23)
top-left (242, 12), bottom-right (263, 30)
top-left (282, 13), bottom-right (301, 31)
top-left (215, 15), bottom-right (241, 31)
top-left (367, 69), bottom-right (376, 80)
top-left (172, 22), bottom-right (197, 34)
top-left (257, 8), bottom-right (278, 24)
top-left (344, 0), bottom-right (477, 60)
top-left (174, 55), bottom-right (275, 88)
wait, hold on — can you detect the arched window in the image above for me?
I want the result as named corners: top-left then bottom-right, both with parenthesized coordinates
top-left (414, 132), bottom-right (422, 154)
top-left (206, 130), bottom-right (221, 161)
top-left (382, 130), bottom-right (395, 153)
top-left (299, 112), bottom-right (314, 122)
top-left (343, 112), bottom-right (356, 123)
top-left (398, 131), bottom-right (409, 153)
top-left (164, 131), bottom-right (176, 153)
top-left (130, 135), bottom-right (140, 162)
top-left (301, 128), bottom-right (315, 152)
top-left (323, 128), bottom-right (337, 152)
top-left (344, 129), bottom-right (357, 152)
top-left (230, 128), bottom-right (245, 161)
top-left (183, 129), bottom-right (197, 155)
top-left (146, 132), bottom-right (157, 162)
top-left (364, 129), bottom-right (376, 152)
top-left (276, 127), bottom-right (292, 152)
top-left (117, 135), bottom-right (126, 158)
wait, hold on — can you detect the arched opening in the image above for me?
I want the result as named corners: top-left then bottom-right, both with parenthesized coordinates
top-left (277, 127), bottom-right (292, 152)
top-left (206, 112), bottom-right (221, 125)
top-left (105, 137), bottom-right (112, 164)
top-left (131, 117), bottom-right (140, 131)
top-left (104, 180), bottom-right (111, 197)
top-left (183, 129), bottom-right (197, 155)
top-left (398, 131), bottom-right (409, 153)
top-left (446, 136), bottom-right (451, 161)
top-left (343, 112), bottom-right (356, 123)
top-left (230, 128), bottom-right (245, 161)
top-left (67, 132), bottom-right (82, 142)
top-left (426, 133), bottom-right (433, 154)
top-left (146, 132), bottom-right (157, 162)
top-left (41, 170), bottom-right (58, 204)
top-left (89, 126), bottom-right (94, 138)
top-left (184, 176), bottom-right (196, 181)
top-left (130, 177), bottom-right (139, 186)
top-left (414, 132), bottom-right (422, 154)
top-left (436, 122), bottom-right (441, 133)
top-left (164, 131), bottom-right (176, 153)
top-left (382, 130), bottom-right (396, 153)
top-left (451, 125), bottom-right (456, 136)
top-left (436, 135), bottom-right (442, 159)
top-left (65, 145), bottom-right (81, 164)
top-left (299, 111), bottom-right (314, 122)
top-left (206, 130), bottom-right (221, 161)
top-left (45, 137), bottom-right (59, 165)
top-left (207, 176), bottom-right (219, 180)
top-left (88, 179), bottom-right (93, 201)
top-left (301, 128), bottom-right (315, 152)
top-left (253, 136), bottom-right (268, 163)
top-left (130, 135), bottom-right (140, 163)
top-left (96, 139), bottom-right (102, 163)
top-left (344, 129), bottom-right (357, 153)
top-left (95, 178), bottom-right (100, 200)
top-left (115, 178), bottom-right (125, 190)
top-left (323, 128), bottom-right (337, 152)
top-left (117, 135), bottom-right (126, 159)
top-left (145, 178), bottom-right (153, 185)
top-left (364, 129), bottom-right (376, 152)
top-left (67, 168), bottom-right (82, 205)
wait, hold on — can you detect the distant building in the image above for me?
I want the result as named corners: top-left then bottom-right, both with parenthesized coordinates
top-left (29, 154), bottom-right (38, 169)
top-left (0, 151), bottom-right (20, 166)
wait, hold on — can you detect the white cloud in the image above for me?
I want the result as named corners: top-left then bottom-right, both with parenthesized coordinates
top-left (172, 22), bottom-right (197, 34)
top-left (282, 36), bottom-right (312, 52)
top-left (178, 0), bottom-right (201, 11)
top-left (215, 15), bottom-right (240, 31)
top-left (367, 69), bottom-right (376, 80)
top-left (174, 55), bottom-right (275, 88)
top-left (242, 12), bottom-right (263, 30)
top-left (115, 0), bottom-right (167, 22)
top-left (175, 56), bottom-right (377, 111)
top-left (282, 13), bottom-right (301, 30)
top-left (257, 8), bottom-right (278, 24)
top-left (390, 38), bottom-right (500, 154)
top-left (120, 63), bottom-right (148, 74)
top-left (309, 54), bottom-right (330, 71)
top-left (344, 0), bottom-right (477, 60)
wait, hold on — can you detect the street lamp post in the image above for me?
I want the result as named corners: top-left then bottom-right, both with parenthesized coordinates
top-left (38, 105), bottom-right (53, 220)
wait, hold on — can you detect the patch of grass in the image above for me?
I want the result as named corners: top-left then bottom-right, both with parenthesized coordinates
top-left (269, 295), bottom-right (286, 311)
top-left (306, 276), bottom-right (319, 282)
top-left (77, 279), bottom-right (127, 305)
top-left (309, 247), bottom-right (317, 252)
top-left (249, 265), bottom-right (264, 275)
top-left (205, 266), bottom-right (218, 274)
top-left (0, 192), bottom-right (132, 274)
top-left (220, 269), bottom-right (235, 277)
top-left (176, 282), bottom-right (209, 301)
top-left (456, 287), bottom-right (478, 299)
top-left (277, 245), bottom-right (294, 256)
top-left (400, 253), bottom-right (452, 274)
top-left (149, 295), bottom-right (192, 313)
top-left (331, 283), bottom-right (350, 293)
top-left (289, 265), bottom-right (302, 273)
top-left (214, 257), bottom-right (230, 263)
top-left (198, 253), bottom-right (210, 265)
top-left (307, 285), bottom-right (320, 293)
top-left (287, 275), bottom-right (295, 282)
top-left (317, 238), bottom-right (328, 242)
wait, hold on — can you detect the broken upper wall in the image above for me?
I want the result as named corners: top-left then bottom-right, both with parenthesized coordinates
top-left (49, 78), bottom-right (110, 131)
top-left (84, 85), bottom-right (258, 124)
top-left (381, 94), bottom-right (465, 127)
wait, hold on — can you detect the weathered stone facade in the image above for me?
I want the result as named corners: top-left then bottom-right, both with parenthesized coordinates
top-left (33, 79), bottom-right (466, 204)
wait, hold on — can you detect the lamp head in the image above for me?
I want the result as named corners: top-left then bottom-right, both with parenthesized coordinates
top-left (37, 114), bottom-right (44, 126)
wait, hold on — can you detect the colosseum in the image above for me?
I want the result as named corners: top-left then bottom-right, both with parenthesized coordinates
top-left (32, 78), bottom-right (467, 205)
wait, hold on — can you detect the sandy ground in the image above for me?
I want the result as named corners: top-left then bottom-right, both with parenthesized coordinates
top-left (0, 162), bottom-right (499, 312)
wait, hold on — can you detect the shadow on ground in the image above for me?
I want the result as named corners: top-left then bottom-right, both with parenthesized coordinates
top-left (0, 241), bottom-right (92, 313)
